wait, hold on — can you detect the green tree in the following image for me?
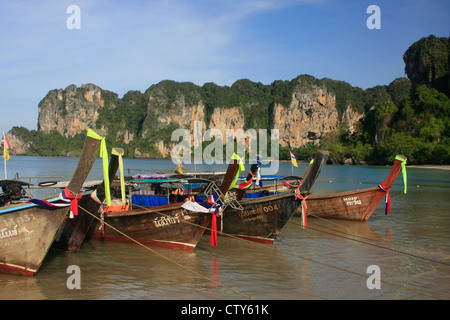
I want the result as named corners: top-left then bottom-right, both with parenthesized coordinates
top-left (379, 132), bottom-right (416, 163)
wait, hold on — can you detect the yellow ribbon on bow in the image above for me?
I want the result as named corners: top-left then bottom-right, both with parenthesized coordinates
top-left (112, 148), bottom-right (126, 204)
top-left (229, 153), bottom-right (245, 190)
top-left (87, 129), bottom-right (111, 206)
top-left (395, 155), bottom-right (407, 194)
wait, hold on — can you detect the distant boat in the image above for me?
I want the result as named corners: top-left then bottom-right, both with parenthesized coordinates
top-left (0, 129), bottom-right (105, 275)
top-left (245, 150), bottom-right (329, 195)
top-left (302, 155), bottom-right (407, 221)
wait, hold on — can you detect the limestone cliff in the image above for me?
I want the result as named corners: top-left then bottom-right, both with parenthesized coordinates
top-left (27, 78), bottom-right (359, 157)
top-left (341, 105), bottom-right (363, 134)
top-left (403, 35), bottom-right (449, 95)
top-left (6, 132), bottom-right (31, 155)
top-left (274, 83), bottom-right (338, 148)
top-left (38, 83), bottom-right (104, 137)
top-left (19, 74), bottom-right (398, 158)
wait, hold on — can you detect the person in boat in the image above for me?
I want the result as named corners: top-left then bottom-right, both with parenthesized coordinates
top-left (170, 186), bottom-right (184, 203)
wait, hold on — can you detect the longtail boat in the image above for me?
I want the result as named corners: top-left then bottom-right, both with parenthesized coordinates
top-left (0, 129), bottom-right (104, 275)
top-left (51, 146), bottom-right (121, 252)
top-left (87, 154), bottom-right (240, 251)
top-left (217, 191), bottom-right (301, 243)
top-left (204, 151), bottom-right (329, 244)
top-left (302, 155), bottom-right (407, 221)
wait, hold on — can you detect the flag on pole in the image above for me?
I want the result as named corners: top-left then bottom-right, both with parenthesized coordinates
top-left (290, 150), bottom-right (297, 167)
top-left (177, 158), bottom-right (183, 174)
top-left (1, 131), bottom-right (10, 161)
top-left (255, 155), bottom-right (262, 187)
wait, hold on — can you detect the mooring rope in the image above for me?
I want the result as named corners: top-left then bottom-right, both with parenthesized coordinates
top-left (285, 216), bottom-right (447, 300)
top-left (298, 215), bottom-right (450, 267)
top-left (78, 204), bottom-right (255, 300)
top-left (213, 205), bottom-right (447, 300)
top-left (80, 196), bottom-right (445, 300)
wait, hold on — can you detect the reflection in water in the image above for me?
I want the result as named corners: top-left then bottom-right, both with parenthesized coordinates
top-left (210, 256), bottom-right (220, 289)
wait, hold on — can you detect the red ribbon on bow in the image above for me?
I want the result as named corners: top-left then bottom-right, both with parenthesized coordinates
top-left (295, 186), bottom-right (309, 228)
top-left (211, 211), bottom-right (220, 246)
top-left (284, 181), bottom-right (308, 228)
top-left (378, 183), bottom-right (391, 215)
top-left (282, 181), bottom-right (298, 188)
top-left (239, 171), bottom-right (255, 190)
top-left (62, 187), bottom-right (82, 218)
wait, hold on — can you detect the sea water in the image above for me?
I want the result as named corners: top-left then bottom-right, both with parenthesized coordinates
top-left (0, 156), bottom-right (449, 301)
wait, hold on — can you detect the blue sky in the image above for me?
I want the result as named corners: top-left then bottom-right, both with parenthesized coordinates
top-left (0, 0), bottom-right (449, 131)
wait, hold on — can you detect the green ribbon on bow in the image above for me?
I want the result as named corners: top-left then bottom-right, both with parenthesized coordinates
top-left (112, 148), bottom-right (126, 204)
top-left (87, 129), bottom-right (111, 206)
top-left (229, 153), bottom-right (245, 190)
top-left (395, 155), bottom-right (407, 194)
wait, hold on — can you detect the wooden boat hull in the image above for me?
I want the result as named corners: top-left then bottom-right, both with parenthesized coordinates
top-left (89, 204), bottom-right (211, 251)
top-left (51, 193), bottom-right (100, 252)
top-left (303, 187), bottom-right (385, 221)
top-left (87, 155), bottom-right (242, 251)
top-left (0, 129), bottom-right (104, 275)
top-left (52, 147), bottom-right (123, 252)
top-left (298, 155), bottom-right (407, 221)
top-left (218, 192), bottom-right (300, 243)
top-left (0, 205), bottom-right (68, 275)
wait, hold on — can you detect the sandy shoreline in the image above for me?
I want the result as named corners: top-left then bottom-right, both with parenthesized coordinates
top-left (407, 165), bottom-right (450, 170)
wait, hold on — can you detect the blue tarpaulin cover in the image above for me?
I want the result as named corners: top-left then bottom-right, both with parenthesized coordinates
top-left (132, 195), bottom-right (168, 206)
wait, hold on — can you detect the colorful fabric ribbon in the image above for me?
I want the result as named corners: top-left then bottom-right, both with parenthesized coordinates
top-left (112, 148), bottom-right (126, 204)
top-left (228, 153), bottom-right (245, 190)
top-left (90, 190), bottom-right (106, 237)
top-left (283, 180), bottom-right (308, 228)
top-left (206, 194), bottom-right (222, 246)
top-left (207, 193), bottom-right (218, 206)
top-left (99, 204), bottom-right (105, 237)
top-left (295, 184), bottom-right (308, 229)
top-left (28, 187), bottom-right (82, 219)
top-left (211, 211), bottom-right (220, 246)
top-left (87, 129), bottom-right (111, 206)
top-left (61, 187), bottom-right (82, 218)
top-left (255, 155), bottom-right (262, 187)
top-left (187, 197), bottom-right (221, 246)
top-left (378, 183), bottom-right (391, 215)
top-left (395, 155), bottom-right (407, 194)
top-left (282, 181), bottom-right (299, 188)
top-left (239, 171), bottom-right (255, 190)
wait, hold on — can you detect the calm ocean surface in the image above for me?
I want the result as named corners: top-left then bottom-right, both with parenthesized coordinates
top-left (0, 156), bottom-right (449, 301)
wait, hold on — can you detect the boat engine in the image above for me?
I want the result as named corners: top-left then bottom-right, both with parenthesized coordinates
top-left (0, 183), bottom-right (26, 206)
